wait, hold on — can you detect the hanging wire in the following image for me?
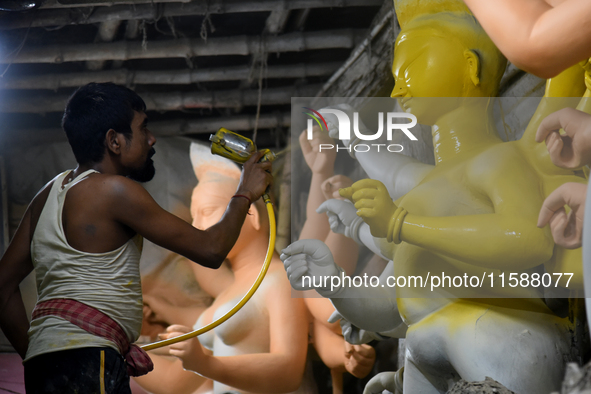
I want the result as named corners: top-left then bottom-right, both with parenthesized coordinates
top-left (200, 0), bottom-right (215, 42)
top-left (1, 18), bottom-right (33, 78)
top-left (140, 19), bottom-right (148, 50)
top-left (165, 16), bottom-right (178, 38)
top-left (140, 1), bottom-right (167, 50)
top-left (252, 35), bottom-right (268, 144)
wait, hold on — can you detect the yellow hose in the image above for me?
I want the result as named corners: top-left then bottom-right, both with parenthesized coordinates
top-left (141, 195), bottom-right (275, 351)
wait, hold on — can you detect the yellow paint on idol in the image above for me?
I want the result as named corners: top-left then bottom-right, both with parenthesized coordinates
top-left (345, 0), bottom-right (584, 333)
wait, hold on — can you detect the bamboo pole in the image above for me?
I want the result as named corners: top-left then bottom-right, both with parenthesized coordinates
top-left (316, 7), bottom-right (394, 98)
top-left (1, 29), bottom-right (365, 64)
top-left (0, 63), bottom-right (340, 90)
top-left (86, 20), bottom-right (122, 71)
top-left (149, 112), bottom-right (291, 136)
top-left (1, 0), bottom-right (382, 30)
top-left (2, 112), bottom-right (290, 145)
top-left (0, 84), bottom-right (320, 113)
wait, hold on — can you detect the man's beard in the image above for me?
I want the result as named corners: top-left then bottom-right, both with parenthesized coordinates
top-left (129, 148), bottom-right (156, 183)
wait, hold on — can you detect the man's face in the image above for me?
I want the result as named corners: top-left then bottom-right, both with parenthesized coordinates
top-left (124, 111), bottom-right (157, 183)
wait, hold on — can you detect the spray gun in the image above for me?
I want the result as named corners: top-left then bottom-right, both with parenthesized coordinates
top-left (209, 128), bottom-right (276, 202)
top-left (141, 128), bottom-right (277, 352)
top-left (210, 127), bottom-right (276, 164)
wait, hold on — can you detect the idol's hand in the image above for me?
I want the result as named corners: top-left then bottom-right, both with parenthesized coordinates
top-left (321, 175), bottom-right (353, 200)
top-left (328, 311), bottom-right (384, 345)
top-left (164, 324), bottom-right (209, 373)
top-left (538, 182), bottom-right (586, 249)
top-left (344, 342), bottom-right (376, 379)
top-left (317, 199), bottom-right (364, 244)
top-left (280, 239), bottom-right (343, 297)
top-left (535, 108), bottom-right (591, 169)
top-left (299, 127), bottom-right (336, 175)
top-left (340, 179), bottom-right (398, 239)
top-left (364, 372), bottom-right (399, 394)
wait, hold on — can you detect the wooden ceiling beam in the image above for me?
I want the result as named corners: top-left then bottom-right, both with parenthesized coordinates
top-left (1, 29), bottom-right (366, 64)
top-left (265, 8), bottom-right (291, 35)
top-left (145, 112), bottom-right (291, 136)
top-left (0, 62), bottom-right (340, 89)
top-left (2, 0), bottom-right (383, 30)
top-left (86, 19), bottom-right (123, 70)
top-left (0, 84), bottom-right (321, 113)
top-left (316, 5), bottom-right (395, 98)
top-left (2, 112), bottom-right (290, 146)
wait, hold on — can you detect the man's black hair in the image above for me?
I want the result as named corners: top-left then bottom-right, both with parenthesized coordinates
top-left (62, 83), bottom-right (147, 165)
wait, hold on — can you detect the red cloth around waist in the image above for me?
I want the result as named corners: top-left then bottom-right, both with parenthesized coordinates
top-left (32, 298), bottom-right (153, 376)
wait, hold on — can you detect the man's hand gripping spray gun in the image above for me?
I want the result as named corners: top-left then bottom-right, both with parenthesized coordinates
top-left (210, 128), bottom-right (276, 203)
top-left (141, 128), bottom-right (276, 351)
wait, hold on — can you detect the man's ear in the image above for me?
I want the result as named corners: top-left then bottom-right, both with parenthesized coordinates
top-left (247, 204), bottom-right (261, 231)
top-left (106, 129), bottom-right (122, 154)
top-left (464, 49), bottom-right (480, 87)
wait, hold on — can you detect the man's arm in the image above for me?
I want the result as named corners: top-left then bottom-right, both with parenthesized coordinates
top-left (0, 181), bottom-right (52, 358)
top-left (112, 152), bottom-right (272, 269)
top-left (0, 289), bottom-right (30, 358)
top-left (463, 0), bottom-right (591, 78)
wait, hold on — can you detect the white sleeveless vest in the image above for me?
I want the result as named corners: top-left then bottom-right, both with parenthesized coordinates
top-left (26, 170), bottom-right (143, 361)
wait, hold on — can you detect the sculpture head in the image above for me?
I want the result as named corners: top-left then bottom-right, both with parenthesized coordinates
top-left (190, 143), bottom-right (267, 262)
top-left (141, 254), bottom-right (213, 337)
top-left (391, 0), bottom-right (507, 124)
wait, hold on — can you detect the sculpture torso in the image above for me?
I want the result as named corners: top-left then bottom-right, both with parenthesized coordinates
top-left (196, 262), bottom-right (311, 394)
top-left (390, 139), bottom-right (578, 324)
top-left (197, 262), bottom-right (283, 354)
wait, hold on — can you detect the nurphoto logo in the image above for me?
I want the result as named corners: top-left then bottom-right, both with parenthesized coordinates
top-left (302, 107), bottom-right (419, 153)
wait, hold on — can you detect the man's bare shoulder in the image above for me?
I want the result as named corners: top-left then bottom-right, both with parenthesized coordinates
top-left (27, 174), bottom-right (66, 235)
top-left (65, 173), bottom-right (158, 230)
top-left (84, 173), bottom-right (150, 201)
top-left (29, 175), bottom-right (60, 216)
top-left (81, 173), bottom-right (159, 224)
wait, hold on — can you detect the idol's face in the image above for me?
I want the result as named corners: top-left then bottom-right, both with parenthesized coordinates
top-left (391, 31), bottom-right (470, 125)
top-left (191, 178), bottom-right (237, 231)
